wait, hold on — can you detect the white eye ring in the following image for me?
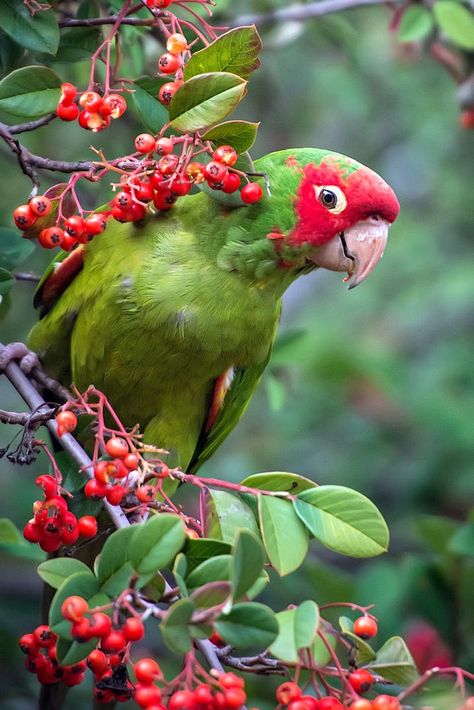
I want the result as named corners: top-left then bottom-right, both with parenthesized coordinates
top-left (314, 185), bottom-right (347, 214)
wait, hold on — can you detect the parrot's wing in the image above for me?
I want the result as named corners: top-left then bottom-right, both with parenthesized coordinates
top-left (33, 246), bottom-right (85, 315)
top-left (188, 315), bottom-right (280, 473)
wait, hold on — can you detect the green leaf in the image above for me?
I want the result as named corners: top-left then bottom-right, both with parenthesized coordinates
top-left (132, 77), bottom-right (168, 133)
top-left (49, 572), bottom-right (100, 638)
top-left (295, 600), bottom-right (320, 650)
top-left (184, 26), bottom-right (262, 80)
top-left (56, 636), bottom-right (97, 665)
top-left (433, 2), bottom-right (474, 49)
top-left (398, 6), bottom-right (434, 42)
top-left (241, 471), bottom-right (315, 494)
top-left (0, 66), bottom-right (62, 119)
top-left (368, 636), bottom-right (419, 685)
top-left (0, 518), bottom-right (22, 544)
top-left (191, 581), bottom-right (232, 609)
top-left (339, 616), bottom-right (376, 664)
top-left (187, 555), bottom-right (232, 589)
top-left (130, 514), bottom-right (185, 580)
top-left (184, 538), bottom-right (232, 573)
top-left (97, 526), bottom-right (135, 595)
top-left (38, 558), bottom-right (93, 590)
top-left (266, 372), bottom-right (287, 412)
top-left (258, 495), bottom-right (309, 575)
top-left (294, 485), bottom-right (389, 558)
top-left (0, 228), bottom-right (35, 271)
top-left (201, 120), bottom-right (259, 154)
top-left (270, 608), bottom-right (334, 664)
top-left (232, 529), bottom-right (264, 601)
top-left (215, 602), bottom-right (278, 649)
top-left (0, 0), bottom-right (59, 55)
top-left (161, 598), bottom-right (194, 654)
top-left (449, 522), bottom-right (474, 557)
top-left (169, 72), bottom-right (247, 133)
top-left (0, 268), bottom-right (15, 296)
top-left (173, 553), bottom-right (189, 597)
top-left (55, 27), bottom-right (102, 63)
top-left (205, 489), bottom-right (259, 543)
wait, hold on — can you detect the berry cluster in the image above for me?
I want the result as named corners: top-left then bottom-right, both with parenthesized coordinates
top-left (19, 625), bottom-right (87, 687)
top-left (158, 672), bottom-right (247, 710)
top-left (275, 682), bottom-right (402, 710)
top-left (156, 32), bottom-right (187, 106)
top-left (84, 436), bottom-right (143, 506)
top-left (13, 195), bottom-right (53, 231)
top-left (23, 474), bottom-right (97, 552)
top-left (57, 82), bottom-right (127, 131)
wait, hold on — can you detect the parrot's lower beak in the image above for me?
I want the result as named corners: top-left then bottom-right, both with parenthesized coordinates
top-left (310, 217), bottom-right (390, 289)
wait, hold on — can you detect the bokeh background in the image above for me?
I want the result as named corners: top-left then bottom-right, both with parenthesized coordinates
top-left (0, 0), bottom-right (473, 707)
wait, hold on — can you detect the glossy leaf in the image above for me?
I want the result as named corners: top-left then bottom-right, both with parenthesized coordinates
top-left (0, 66), bottom-right (62, 119)
top-left (398, 6), bottom-right (434, 42)
top-left (130, 514), bottom-right (185, 579)
top-left (205, 489), bottom-right (259, 542)
top-left (173, 553), bottom-right (188, 597)
top-left (202, 120), bottom-right (259, 153)
top-left (215, 602), bottom-right (278, 649)
top-left (186, 555), bottom-right (232, 589)
top-left (161, 598), bottom-right (194, 654)
top-left (55, 27), bottom-right (102, 63)
top-left (0, 0), bottom-right (59, 55)
top-left (258, 495), bottom-right (309, 575)
top-left (38, 558), bottom-right (93, 590)
top-left (169, 72), bottom-right (247, 133)
top-left (0, 269), bottom-right (15, 296)
top-left (184, 26), bottom-right (262, 80)
top-left (49, 572), bottom-right (100, 638)
top-left (132, 76), bottom-right (168, 133)
top-left (0, 228), bottom-right (35, 271)
top-left (433, 2), bottom-right (474, 50)
top-left (96, 526), bottom-right (135, 595)
top-left (295, 600), bottom-right (320, 650)
top-left (270, 608), bottom-right (334, 664)
top-left (190, 581), bottom-right (232, 609)
top-left (184, 538), bottom-right (232, 573)
top-left (56, 637), bottom-right (97, 666)
top-left (368, 636), bottom-right (419, 684)
top-left (0, 518), bottom-right (22, 544)
top-left (232, 529), bottom-right (264, 601)
top-left (295, 485), bottom-right (389, 557)
top-left (241, 471), bottom-right (315, 494)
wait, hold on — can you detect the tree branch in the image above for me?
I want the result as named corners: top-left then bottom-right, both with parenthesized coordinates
top-left (9, 113), bottom-right (57, 135)
top-left (0, 406), bottom-right (55, 426)
top-left (59, 15), bottom-right (157, 28)
top-left (232, 0), bottom-right (401, 27)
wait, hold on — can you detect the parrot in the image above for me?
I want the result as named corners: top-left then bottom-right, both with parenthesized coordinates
top-left (28, 147), bottom-right (400, 472)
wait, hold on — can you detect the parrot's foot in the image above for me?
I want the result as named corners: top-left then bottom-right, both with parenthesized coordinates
top-left (0, 341), bottom-right (42, 374)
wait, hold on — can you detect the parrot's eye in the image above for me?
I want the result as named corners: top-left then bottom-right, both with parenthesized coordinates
top-left (314, 185), bottom-right (347, 214)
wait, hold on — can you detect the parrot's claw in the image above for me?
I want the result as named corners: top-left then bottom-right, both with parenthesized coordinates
top-left (0, 342), bottom-right (42, 375)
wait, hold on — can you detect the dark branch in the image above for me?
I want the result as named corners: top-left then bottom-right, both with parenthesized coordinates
top-left (9, 114), bottom-right (57, 135)
top-left (59, 15), bottom-right (157, 27)
top-left (15, 272), bottom-right (41, 283)
top-left (0, 406), bottom-right (55, 426)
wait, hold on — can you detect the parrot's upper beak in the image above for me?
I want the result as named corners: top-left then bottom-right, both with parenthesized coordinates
top-left (310, 217), bottom-right (390, 289)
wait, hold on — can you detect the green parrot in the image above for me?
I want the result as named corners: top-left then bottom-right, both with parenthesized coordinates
top-left (28, 148), bottom-right (399, 471)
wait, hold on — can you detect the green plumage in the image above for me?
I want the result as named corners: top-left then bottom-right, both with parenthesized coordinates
top-left (27, 149), bottom-right (339, 471)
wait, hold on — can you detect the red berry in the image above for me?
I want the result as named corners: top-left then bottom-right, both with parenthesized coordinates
top-left (158, 52), bottom-right (181, 74)
top-left (319, 699), bottom-right (344, 710)
top-left (38, 226), bottom-right (65, 249)
top-left (158, 154), bottom-right (179, 175)
top-left (60, 513), bottom-right (80, 545)
top-left (40, 535), bottom-right (62, 552)
top-left (459, 109), bottom-right (474, 130)
top-left (23, 520), bottom-right (42, 543)
top-left (87, 649), bottom-right (109, 676)
top-left (63, 215), bottom-right (85, 239)
top-left (353, 616), bottom-right (378, 640)
top-left (153, 189), bottom-right (176, 211)
top-left (171, 175), bottom-right (192, 196)
top-left (19, 633), bottom-right (38, 655)
top-left (101, 630), bottom-right (126, 652)
top-left (241, 182), bottom-right (263, 204)
top-left (34, 625), bottom-right (57, 648)
top-left (85, 478), bottom-right (107, 499)
top-left (135, 684), bottom-right (162, 708)
top-left (204, 161), bottom-right (227, 183)
top-left (222, 172), bottom-right (241, 193)
top-left (276, 682), bottom-right (302, 705)
top-left (134, 180), bottom-right (154, 203)
top-left (105, 485), bottom-right (127, 505)
top-left (111, 205), bottom-right (131, 223)
top-left (56, 410), bottom-right (77, 436)
top-left (299, 697), bottom-right (320, 710)
top-left (136, 485), bottom-right (156, 503)
top-left (219, 672), bottom-right (245, 690)
top-left (158, 81), bottom-right (180, 105)
top-left (166, 33), bottom-right (187, 54)
top-left (94, 686), bottom-right (115, 704)
top-left (155, 137), bottom-right (173, 156)
top-left (35, 474), bottom-right (58, 499)
top-left (63, 670), bottom-right (85, 686)
top-left (90, 612), bottom-right (112, 638)
top-left (349, 700), bottom-right (373, 710)
top-left (372, 697), bottom-right (400, 710)
top-left (168, 690), bottom-right (194, 710)
top-left (29, 195), bottom-right (52, 217)
top-left (134, 658), bottom-right (161, 684)
top-left (123, 617), bottom-right (145, 641)
top-left (146, 0), bottom-right (173, 7)
top-left (113, 191), bottom-right (133, 211)
top-left (13, 204), bottom-right (36, 230)
top-left (60, 82), bottom-right (77, 104)
top-left (62, 595), bottom-right (89, 622)
top-left (105, 436), bottom-right (129, 459)
top-left (193, 683), bottom-right (213, 705)
top-left (57, 102), bottom-right (80, 121)
top-left (59, 232), bottom-right (78, 251)
top-left (128, 201), bottom-right (148, 221)
top-left (135, 133), bottom-right (156, 154)
top-left (100, 93), bottom-right (127, 119)
top-left (349, 669), bottom-right (374, 694)
top-left (78, 515), bottom-right (98, 538)
top-left (79, 91), bottom-right (103, 112)
top-left (124, 453), bottom-right (140, 470)
top-left (213, 145), bottom-right (238, 167)
top-left (84, 213), bottom-right (107, 235)
top-left (223, 688), bottom-right (247, 709)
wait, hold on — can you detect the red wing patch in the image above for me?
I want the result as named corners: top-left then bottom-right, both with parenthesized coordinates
top-left (205, 367), bottom-right (235, 432)
top-left (34, 246), bottom-right (85, 312)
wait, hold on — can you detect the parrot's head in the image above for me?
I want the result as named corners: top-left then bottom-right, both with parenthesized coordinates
top-left (287, 149), bottom-right (400, 288)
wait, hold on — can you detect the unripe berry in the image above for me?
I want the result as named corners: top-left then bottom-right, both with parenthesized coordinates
top-left (135, 133), bottom-right (156, 154)
top-left (13, 204), bottom-right (36, 230)
top-left (166, 33), bottom-right (187, 54)
top-left (353, 616), bottom-right (378, 640)
top-left (29, 195), bottom-right (52, 217)
top-left (241, 182), bottom-right (263, 204)
top-left (57, 102), bottom-right (80, 121)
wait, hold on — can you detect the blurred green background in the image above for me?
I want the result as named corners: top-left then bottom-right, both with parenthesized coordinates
top-left (0, 0), bottom-right (473, 707)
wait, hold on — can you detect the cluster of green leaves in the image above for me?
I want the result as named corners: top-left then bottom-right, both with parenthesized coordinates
top-left (398, 0), bottom-right (474, 49)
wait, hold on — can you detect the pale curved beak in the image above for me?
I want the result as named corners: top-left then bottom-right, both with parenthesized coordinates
top-left (310, 217), bottom-right (390, 289)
